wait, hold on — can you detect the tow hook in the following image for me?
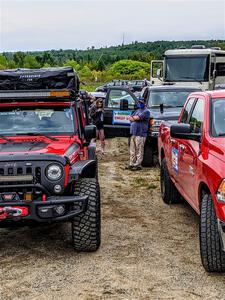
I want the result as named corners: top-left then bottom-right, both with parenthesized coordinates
top-left (0, 206), bottom-right (28, 220)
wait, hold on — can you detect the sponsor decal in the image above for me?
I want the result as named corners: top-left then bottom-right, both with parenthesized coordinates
top-left (113, 110), bottom-right (132, 125)
top-left (172, 147), bottom-right (179, 173)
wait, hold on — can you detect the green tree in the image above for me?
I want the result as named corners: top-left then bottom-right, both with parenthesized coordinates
top-left (110, 60), bottom-right (150, 77)
top-left (23, 55), bottom-right (40, 69)
top-left (13, 51), bottom-right (26, 67)
top-left (0, 55), bottom-right (8, 69)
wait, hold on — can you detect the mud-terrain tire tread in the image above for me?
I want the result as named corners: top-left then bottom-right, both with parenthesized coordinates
top-left (200, 194), bottom-right (225, 272)
top-left (72, 178), bottom-right (101, 252)
top-left (160, 158), bottom-right (180, 204)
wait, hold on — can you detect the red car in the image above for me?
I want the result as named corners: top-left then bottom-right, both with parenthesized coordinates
top-left (0, 68), bottom-right (100, 252)
top-left (158, 90), bottom-right (225, 272)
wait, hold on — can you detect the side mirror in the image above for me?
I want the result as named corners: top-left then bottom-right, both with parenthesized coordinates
top-left (120, 99), bottom-right (129, 110)
top-left (84, 125), bottom-right (96, 143)
top-left (156, 69), bottom-right (162, 78)
top-left (171, 124), bottom-right (201, 142)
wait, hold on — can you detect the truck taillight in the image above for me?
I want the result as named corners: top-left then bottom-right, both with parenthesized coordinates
top-left (217, 180), bottom-right (225, 203)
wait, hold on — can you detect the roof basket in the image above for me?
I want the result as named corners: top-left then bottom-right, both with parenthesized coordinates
top-left (191, 45), bottom-right (206, 49)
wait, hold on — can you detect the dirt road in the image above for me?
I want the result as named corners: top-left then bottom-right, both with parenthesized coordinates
top-left (0, 138), bottom-right (225, 300)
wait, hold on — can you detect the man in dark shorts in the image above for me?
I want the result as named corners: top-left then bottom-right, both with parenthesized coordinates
top-left (89, 98), bottom-right (105, 154)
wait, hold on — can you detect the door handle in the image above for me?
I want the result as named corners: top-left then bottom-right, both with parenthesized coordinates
top-left (179, 144), bottom-right (186, 151)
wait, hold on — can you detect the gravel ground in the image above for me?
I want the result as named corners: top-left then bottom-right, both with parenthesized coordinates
top-left (0, 137), bottom-right (225, 300)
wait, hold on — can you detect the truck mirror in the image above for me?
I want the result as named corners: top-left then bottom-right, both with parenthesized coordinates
top-left (171, 124), bottom-right (201, 142)
top-left (120, 99), bottom-right (129, 110)
top-left (84, 125), bottom-right (96, 143)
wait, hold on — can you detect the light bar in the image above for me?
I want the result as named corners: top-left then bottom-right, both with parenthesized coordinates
top-left (0, 175), bottom-right (33, 182)
top-left (0, 90), bottom-right (71, 99)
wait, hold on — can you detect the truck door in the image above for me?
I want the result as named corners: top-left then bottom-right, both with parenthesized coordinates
top-left (178, 98), bottom-right (205, 210)
top-left (169, 97), bottom-right (196, 181)
top-left (104, 87), bottom-right (137, 137)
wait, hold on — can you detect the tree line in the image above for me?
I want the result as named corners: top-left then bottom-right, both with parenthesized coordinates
top-left (0, 40), bottom-right (224, 84)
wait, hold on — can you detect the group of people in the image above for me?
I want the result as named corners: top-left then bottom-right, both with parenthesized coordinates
top-left (88, 95), bottom-right (150, 170)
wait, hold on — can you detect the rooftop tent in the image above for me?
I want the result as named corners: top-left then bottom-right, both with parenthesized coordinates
top-left (0, 67), bottom-right (80, 94)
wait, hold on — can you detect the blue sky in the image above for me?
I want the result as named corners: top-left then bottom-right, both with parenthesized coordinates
top-left (0, 0), bottom-right (224, 52)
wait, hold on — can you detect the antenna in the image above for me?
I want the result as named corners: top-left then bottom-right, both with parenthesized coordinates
top-left (122, 33), bottom-right (125, 46)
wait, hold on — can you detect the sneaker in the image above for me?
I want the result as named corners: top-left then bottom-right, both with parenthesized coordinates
top-left (131, 166), bottom-right (142, 171)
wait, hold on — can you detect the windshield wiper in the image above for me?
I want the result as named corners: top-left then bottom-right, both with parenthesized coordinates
top-left (15, 133), bottom-right (58, 141)
top-left (0, 135), bottom-right (13, 142)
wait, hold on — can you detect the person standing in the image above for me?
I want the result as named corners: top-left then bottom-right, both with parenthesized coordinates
top-left (127, 98), bottom-right (150, 171)
top-left (89, 98), bottom-right (106, 154)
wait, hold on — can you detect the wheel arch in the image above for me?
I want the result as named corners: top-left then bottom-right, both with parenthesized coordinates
top-left (198, 181), bottom-right (211, 208)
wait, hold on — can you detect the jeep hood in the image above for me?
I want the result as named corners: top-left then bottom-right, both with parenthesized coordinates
top-left (209, 138), bottom-right (225, 163)
top-left (0, 137), bottom-right (80, 157)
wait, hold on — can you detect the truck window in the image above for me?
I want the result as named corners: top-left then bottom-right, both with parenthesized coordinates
top-left (212, 98), bottom-right (225, 136)
top-left (189, 98), bottom-right (204, 134)
top-left (180, 97), bottom-right (195, 123)
top-left (108, 89), bottom-right (135, 109)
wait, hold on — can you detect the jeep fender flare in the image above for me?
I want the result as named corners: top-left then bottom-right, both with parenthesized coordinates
top-left (69, 160), bottom-right (97, 181)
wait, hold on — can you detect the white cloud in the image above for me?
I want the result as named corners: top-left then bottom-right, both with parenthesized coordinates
top-left (0, 0), bottom-right (224, 51)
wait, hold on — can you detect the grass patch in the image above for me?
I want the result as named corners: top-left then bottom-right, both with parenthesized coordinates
top-left (147, 183), bottom-right (158, 190)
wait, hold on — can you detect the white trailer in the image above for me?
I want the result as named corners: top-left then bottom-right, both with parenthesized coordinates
top-left (151, 45), bottom-right (225, 90)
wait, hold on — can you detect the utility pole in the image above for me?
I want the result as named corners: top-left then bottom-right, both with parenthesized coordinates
top-left (122, 33), bottom-right (125, 46)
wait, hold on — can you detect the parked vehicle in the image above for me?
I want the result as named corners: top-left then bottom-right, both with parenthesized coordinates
top-left (95, 80), bottom-right (131, 93)
top-left (104, 85), bottom-right (200, 166)
top-left (151, 45), bottom-right (225, 90)
top-left (158, 89), bottom-right (225, 272)
top-left (0, 67), bottom-right (100, 252)
top-left (128, 80), bottom-right (151, 92)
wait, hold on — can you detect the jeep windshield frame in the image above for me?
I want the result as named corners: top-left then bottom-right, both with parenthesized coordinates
top-left (0, 105), bottom-right (77, 137)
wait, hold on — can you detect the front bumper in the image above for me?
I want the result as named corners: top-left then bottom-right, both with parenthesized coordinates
top-left (0, 195), bottom-right (88, 223)
top-left (218, 219), bottom-right (225, 251)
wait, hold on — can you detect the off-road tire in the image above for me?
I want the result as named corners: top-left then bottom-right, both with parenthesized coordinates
top-left (200, 194), bottom-right (225, 272)
top-left (160, 158), bottom-right (180, 204)
top-left (72, 178), bottom-right (101, 252)
top-left (142, 142), bottom-right (154, 167)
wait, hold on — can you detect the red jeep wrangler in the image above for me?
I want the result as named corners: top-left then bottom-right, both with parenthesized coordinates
top-left (0, 67), bottom-right (100, 252)
top-left (158, 90), bottom-right (225, 272)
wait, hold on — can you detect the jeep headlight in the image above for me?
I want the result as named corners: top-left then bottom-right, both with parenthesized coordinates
top-left (217, 179), bottom-right (225, 203)
top-left (46, 164), bottom-right (63, 181)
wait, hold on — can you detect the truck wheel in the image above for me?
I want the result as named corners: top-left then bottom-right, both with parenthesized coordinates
top-left (160, 158), bottom-right (180, 204)
top-left (72, 178), bottom-right (101, 252)
top-left (200, 194), bottom-right (225, 272)
top-left (142, 142), bottom-right (154, 167)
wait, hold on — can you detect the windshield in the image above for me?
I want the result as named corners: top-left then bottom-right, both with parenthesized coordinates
top-left (212, 99), bottom-right (225, 137)
top-left (165, 55), bottom-right (209, 82)
top-left (148, 90), bottom-right (195, 108)
top-left (0, 107), bottom-right (75, 136)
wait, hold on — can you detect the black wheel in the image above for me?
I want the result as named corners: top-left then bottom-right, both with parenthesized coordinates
top-left (160, 158), bottom-right (180, 204)
top-left (200, 194), bottom-right (225, 272)
top-left (142, 142), bottom-right (154, 167)
top-left (72, 178), bottom-right (101, 252)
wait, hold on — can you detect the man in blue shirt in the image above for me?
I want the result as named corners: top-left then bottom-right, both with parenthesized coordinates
top-left (127, 98), bottom-right (150, 171)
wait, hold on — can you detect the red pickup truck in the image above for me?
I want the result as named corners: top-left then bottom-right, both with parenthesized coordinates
top-left (158, 90), bottom-right (225, 272)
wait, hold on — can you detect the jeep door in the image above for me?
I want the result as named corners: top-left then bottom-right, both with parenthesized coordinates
top-left (104, 87), bottom-right (138, 137)
top-left (178, 97), bottom-right (205, 211)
